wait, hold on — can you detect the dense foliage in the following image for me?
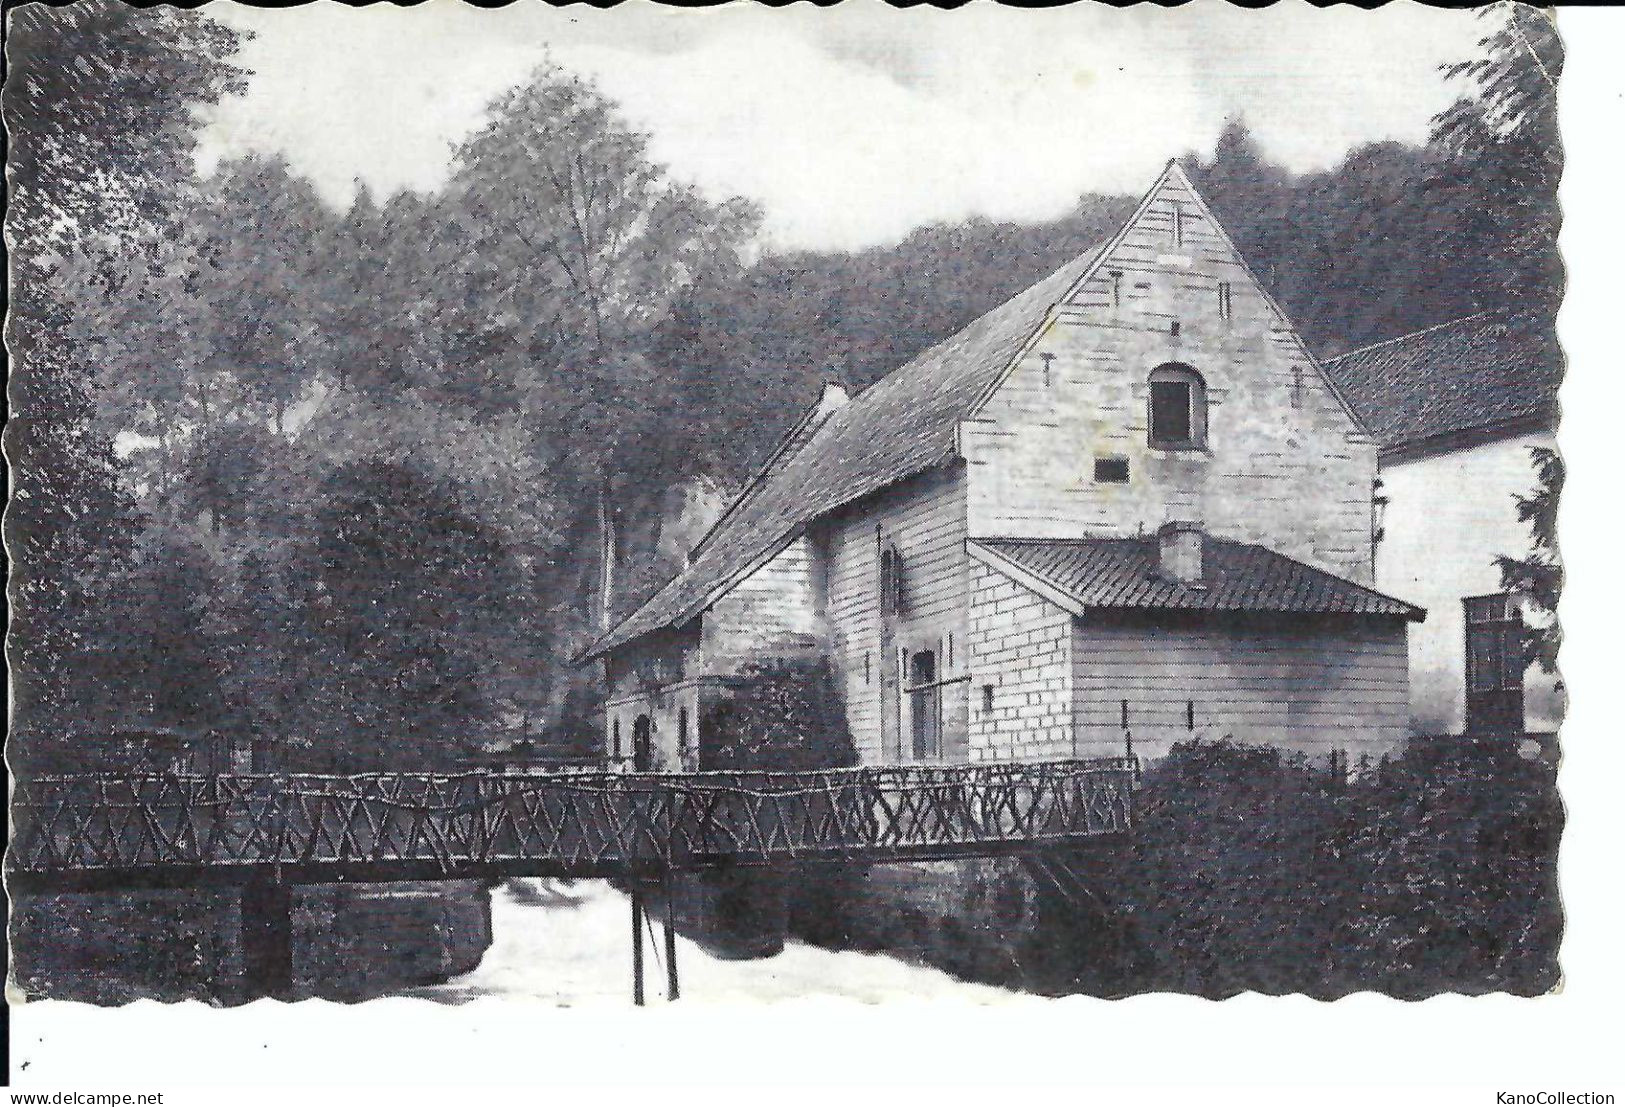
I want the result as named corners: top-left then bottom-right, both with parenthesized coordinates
top-left (790, 737), bottom-right (1561, 998)
top-left (1499, 446), bottom-right (1564, 675)
top-left (7, 6), bottom-right (1559, 772)
top-left (700, 658), bottom-right (858, 772)
top-left (1073, 737), bottom-right (1562, 997)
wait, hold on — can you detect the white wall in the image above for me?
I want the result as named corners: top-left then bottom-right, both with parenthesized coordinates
top-left (962, 168), bottom-right (1379, 584)
top-left (1376, 431), bottom-right (1563, 735)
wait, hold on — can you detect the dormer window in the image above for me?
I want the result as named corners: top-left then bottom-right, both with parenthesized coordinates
top-left (1148, 363), bottom-right (1208, 449)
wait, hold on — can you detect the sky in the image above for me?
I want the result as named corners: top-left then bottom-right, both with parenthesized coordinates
top-left (194, 0), bottom-right (1490, 253)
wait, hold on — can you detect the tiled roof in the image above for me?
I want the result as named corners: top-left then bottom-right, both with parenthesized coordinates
top-left (971, 536), bottom-right (1423, 620)
top-left (578, 244), bottom-right (1109, 661)
top-left (1321, 311), bottom-right (1561, 455)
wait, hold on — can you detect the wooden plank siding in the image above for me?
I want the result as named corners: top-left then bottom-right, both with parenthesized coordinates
top-left (822, 465), bottom-right (970, 764)
top-left (1072, 614), bottom-right (1411, 761)
top-left (698, 536), bottom-right (825, 671)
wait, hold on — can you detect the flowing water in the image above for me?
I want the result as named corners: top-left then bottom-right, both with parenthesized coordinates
top-left (412, 877), bottom-right (1007, 1004)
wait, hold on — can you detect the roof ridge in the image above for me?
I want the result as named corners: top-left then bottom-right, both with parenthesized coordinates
top-left (862, 243), bottom-right (1107, 403)
top-left (688, 384), bottom-right (833, 559)
top-left (1324, 310), bottom-right (1501, 364)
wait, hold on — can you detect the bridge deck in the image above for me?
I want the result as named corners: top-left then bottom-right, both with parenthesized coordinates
top-left (8, 758), bottom-right (1135, 891)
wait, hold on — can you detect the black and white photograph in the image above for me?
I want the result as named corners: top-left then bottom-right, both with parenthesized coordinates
top-left (3, 0), bottom-right (1604, 1090)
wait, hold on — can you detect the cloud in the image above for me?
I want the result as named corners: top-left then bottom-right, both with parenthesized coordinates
top-left (193, 0), bottom-right (1486, 252)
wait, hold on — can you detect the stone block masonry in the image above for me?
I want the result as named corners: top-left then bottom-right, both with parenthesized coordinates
top-left (967, 560), bottom-right (1075, 760)
top-left (962, 172), bottom-right (1379, 585)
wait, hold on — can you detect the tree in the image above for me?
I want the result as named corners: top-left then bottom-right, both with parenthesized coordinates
top-left (1498, 447), bottom-right (1562, 675)
top-left (4, 2), bottom-right (245, 745)
top-left (445, 65), bottom-right (760, 634)
top-left (315, 184), bottom-right (420, 396)
top-left (193, 154), bottom-right (335, 433)
top-left (127, 534), bottom-right (228, 734)
top-left (1430, 3), bottom-right (1563, 316)
top-left (285, 458), bottom-right (521, 770)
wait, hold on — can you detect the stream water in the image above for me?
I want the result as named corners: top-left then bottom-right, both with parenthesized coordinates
top-left (412, 877), bottom-right (1007, 1004)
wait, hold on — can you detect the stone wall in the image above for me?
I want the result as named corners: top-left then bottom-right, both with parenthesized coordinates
top-left (966, 559), bottom-right (1076, 760)
top-left (961, 169), bottom-right (1379, 584)
top-left (292, 881), bottom-right (492, 1001)
top-left (699, 536), bottom-right (826, 670)
top-left (785, 858), bottom-right (1111, 994)
top-left (10, 888), bottom-right (246, 1004)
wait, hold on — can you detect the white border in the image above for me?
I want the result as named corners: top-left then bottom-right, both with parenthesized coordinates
top-left (9, 5), bottom-right (1625, 1098)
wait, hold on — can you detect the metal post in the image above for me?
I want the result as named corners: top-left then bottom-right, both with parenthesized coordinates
top-left (631, 889), bottom-right (646, 1007)
top-left (664, 875), bottom-right (680, 1002)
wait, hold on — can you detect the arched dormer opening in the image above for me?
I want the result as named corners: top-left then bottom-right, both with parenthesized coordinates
top-left (1148, 363), bottom-right (1208, 449)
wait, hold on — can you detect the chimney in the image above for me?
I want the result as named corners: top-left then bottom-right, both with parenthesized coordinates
top-left (1158, 520), bottom-right (1205, 585)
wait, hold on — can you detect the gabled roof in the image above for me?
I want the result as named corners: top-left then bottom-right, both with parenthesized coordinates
top-left (1321, 311), bottom-right (1561, 458)
top-left (969, 536), bottom-right (1423, 621)
top-left (577, 242), bottom-right (1109, 662)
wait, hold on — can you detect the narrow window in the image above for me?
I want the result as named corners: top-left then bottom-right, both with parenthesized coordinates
top-left (947, 633), bottom-right (954, 670)
top-left (1218, 282), bottom-right (1232, 320)
top-left (612, 718), bottom-right (621, 761)
top-left (1171, 204), bottom-right (1185, 247)
top-left (982, 684), bottom-right (995, 714)
top-left (1148, 363), bottom-right (1207, 449)
top-left (1291, 366), bottom-right (1305, 409)
top-left (864, 651), bottom-right (871, 685)
top-left (1110, 270), bottom-right (1123, 308)
top-left (1040, 351), bottom-right (1055, 387)
top-left (1170, 320), bottom-right (1181, 338)
top-left (880, 544), bottom-right (905, 617)
top-left (1094, 456), bottom-right (1130, 484)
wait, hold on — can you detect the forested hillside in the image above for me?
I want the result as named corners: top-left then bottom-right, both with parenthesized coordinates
top-left (6, 4), bottom-right (1558, 771)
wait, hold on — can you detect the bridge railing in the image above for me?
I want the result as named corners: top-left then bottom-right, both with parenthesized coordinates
top-left (8, 758), bottom-right (1135, 885)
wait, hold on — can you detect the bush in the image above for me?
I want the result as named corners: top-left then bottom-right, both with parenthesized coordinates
top-left (1070, 736), bottom-right (1563, 997)
top-left (700, 657), bottom-right (858, 771)
top-left (787, 737), bottom-right (1562, 999)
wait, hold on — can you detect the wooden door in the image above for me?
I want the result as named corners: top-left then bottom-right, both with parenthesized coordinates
top-left (909, 650), bottom-right (941, 760)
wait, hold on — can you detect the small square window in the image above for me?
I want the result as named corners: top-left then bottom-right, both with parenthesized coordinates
top-left (1094, 457), bottom-right (1130, 483)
